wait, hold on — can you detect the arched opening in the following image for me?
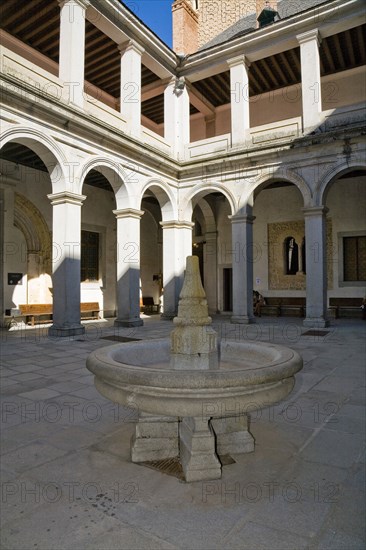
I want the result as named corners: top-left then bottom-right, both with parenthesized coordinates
top-left (139, 183), bottom-right (174, 315)
top-left (252, 178), bottom-right (307, 298)
top-left (80, 168), bottom-right (118, 318)
top-left (140, 193), bottom-right (163, 312)
top-left (324, 169), bottom-right (366, 300)
top-left (0, 141), bottom-right (56, 318)
top-left (188, 191), bottom-right (233, 313)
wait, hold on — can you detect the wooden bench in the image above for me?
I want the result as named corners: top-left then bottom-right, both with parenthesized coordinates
top-left (261, 297), bottom-right (306, 317)
top-left (142, 297), bottom-right (160, 314)
top-left (19, 302), bottom-right (100, 325)
top-left (19, 304), bottom-right (53, 326)
top-left (80, 302), bottom-right (101, 320)
top-left (328, 298), bottom-right (364, 319)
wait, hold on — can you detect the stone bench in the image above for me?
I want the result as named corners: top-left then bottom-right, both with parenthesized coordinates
top-left (261, 297), bottom-right (305, 317)
top-left (328, 298), bottom-right (364, 319)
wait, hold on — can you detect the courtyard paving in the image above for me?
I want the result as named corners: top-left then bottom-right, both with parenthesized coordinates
top-left (0, 315), bottom-right (365, 550)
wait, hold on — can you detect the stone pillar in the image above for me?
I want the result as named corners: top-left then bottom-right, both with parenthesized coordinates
top-left (180, 417), bottom-right (221, 482)
top-left (303, 206), bottom-right (329, 328)
top-left (119, 41), bottom-right (144, 138)
top-left (48, 192), bottom-right (86, 337)
top-left (114, 209), bottom-right (144, 327)
top-left (228, 55), bottom-right (250, 147)
top-left (164, 77), bottom-right (190, 160)
top-left (230, 213), bottom-right (255, 324)
top-left (204, 231), bottom-right (218, 314)
top-left (297, 30), bottom-right (322, 131)
top-left (58, 0), bottom-right (89, 108)
top-left (160, 220), bottom-right (193, 319)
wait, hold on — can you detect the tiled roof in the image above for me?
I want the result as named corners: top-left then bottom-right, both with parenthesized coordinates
top-left (199, 0), bottom-right (331, 50)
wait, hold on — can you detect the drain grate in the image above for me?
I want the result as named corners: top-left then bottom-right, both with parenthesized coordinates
top-left (141, 454), bottom-right (236, 480)
top-left (100, 336), bottom-right (141, 342)
top-left (302, 330), bottom-right (330, 337)
top-left (141, 457), bottom-right (184, 480)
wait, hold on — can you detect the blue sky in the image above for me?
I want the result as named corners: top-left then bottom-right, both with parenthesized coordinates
top-left (124, 1), bottom-right (173, 47)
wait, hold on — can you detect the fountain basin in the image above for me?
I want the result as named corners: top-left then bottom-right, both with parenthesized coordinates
top-left (86, 338), bottom-right (302, 418)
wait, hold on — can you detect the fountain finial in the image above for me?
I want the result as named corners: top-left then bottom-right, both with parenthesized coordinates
top-left (170, 256), bottom-right (219, 370)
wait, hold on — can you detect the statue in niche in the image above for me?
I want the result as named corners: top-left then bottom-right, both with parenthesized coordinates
top-left (285, 236), bottom-right (299, 275)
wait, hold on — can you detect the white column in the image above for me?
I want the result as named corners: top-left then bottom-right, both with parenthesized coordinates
top-left (228, 55), bottom-right (250, 147)
top-left (160, 220), bottom-right (193, 318)
top-left (303, 206), bottom-right (329, 328)
top-left (119, 41), bottom-right (144, 138)
top-left (48, 192), bottom-right (86, 337)
top-left (204, 231), bottom-right (218, 314)
top-left (114, 209), bottom-right (144, 327)
top-left (164, 77), bottom-right (190, 160)
top-left (230, 213), bottom-right (255, 324)
top-left (297, 29), bottom-right (322, 131)
top-left (58, 0), bottom-right (89, 108)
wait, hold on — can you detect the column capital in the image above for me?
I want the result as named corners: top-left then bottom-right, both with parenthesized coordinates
top-left (227, 55), bottom-right (250, 70)
top-left (296, 29), bottom-right (321, 47)
top-left (160, 220), bottom-right (194, 230)
top-left (229, 214), bottom-right (256, 224)
top-left (113, 208), bottom-right (144, 220)
top-left (58, 0), bottom-right (90, 9)
top-left (118, 40), bottom-right (145, 57)
top-left (48, 192), bottom-right (86, 206)
top-left (302, 206), bottom-right (329, 217)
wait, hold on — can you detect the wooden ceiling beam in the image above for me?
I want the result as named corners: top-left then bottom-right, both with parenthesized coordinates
top-left (356, 26), bottom-right (365, 63)
top-left (271, 55), bottom-right (288, 86)
top-left (188, 84), bottom-right (216, 115)
top-left (261, 58), bottom-right (280, 88)
top-left (345, 29), bottom-right (355, 66)
top-left (22, 17), bottom-right (58, 42)
top-left (334, 34), bottom-right (345, 69)
top-left (32, 27), bottom-right (59, 48)
top-left (279, 51), bottom-right (297, 83)
top-left (322, 39), bottom-right (336, 73)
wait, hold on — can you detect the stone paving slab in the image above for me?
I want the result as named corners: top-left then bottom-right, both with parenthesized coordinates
top-left (1, 317), bottom-right (365, 549)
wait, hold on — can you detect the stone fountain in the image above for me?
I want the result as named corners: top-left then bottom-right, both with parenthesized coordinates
top-left (87, 256), bottom-right (302, 482)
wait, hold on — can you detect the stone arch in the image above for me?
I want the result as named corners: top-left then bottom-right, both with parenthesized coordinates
top-left (192, 197), bottom-right (216, 234)
top-left (14, 193), bottom-right (53, 303)
top-left (241, 167), bottom-right (312, 210)
top-left (0, 128), bottom-right (68, 193)
top-left (140, 180), bottom-right (177, 221)
top-left (180, 184), bottom-right (236, 220)
top-left (79, 158), bottom-right (129, 206)
top-left (315, 159), bottom-right (366, 206)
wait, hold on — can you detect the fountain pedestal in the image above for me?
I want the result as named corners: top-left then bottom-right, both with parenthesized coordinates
top-left (180, 416), bottom-right (221, 482)
top-left (87, 256), bottom-right (303, 482)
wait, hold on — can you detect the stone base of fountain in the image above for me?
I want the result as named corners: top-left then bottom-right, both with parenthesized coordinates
top-left (87, 257), bottom-right (302, 483)
top-left (131, 412), bottom-right (255, 481)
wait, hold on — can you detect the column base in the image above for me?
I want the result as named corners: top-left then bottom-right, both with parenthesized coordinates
top-left (180, 417), bottom-right (222, 482)
top-left (212, 415), bottom-right (255, 455)
top-left (131, 413), bottom-right (179, 462)
top-left (160, 311), bottom-right (176, 320)
top-left (303, 317), bottom-right (330, 328)
top-left (114, 318), bottom-right (143, 328)
top-left (48, 324), bottom-right (85, 337)
top-left (231, 315), bottom-right (256, 324)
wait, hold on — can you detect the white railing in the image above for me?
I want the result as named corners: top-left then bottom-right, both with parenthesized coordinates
top-left (249, 117), bottom-right (302, 144)
top-left (185, 134), bottom-right (231, 159)
top-left (321, 102), bottom-right (366, 130)
top-left (142, 127), bottom-right (172, 155)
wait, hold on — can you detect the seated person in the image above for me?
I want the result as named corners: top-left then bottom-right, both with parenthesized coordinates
top-left (253, 291), bottom-right (265, 317)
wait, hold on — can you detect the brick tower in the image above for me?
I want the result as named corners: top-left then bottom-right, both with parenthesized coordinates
top-left (172, 0), bottom-right (278, 54)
